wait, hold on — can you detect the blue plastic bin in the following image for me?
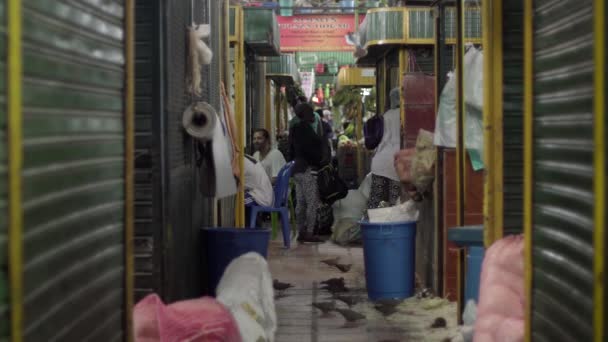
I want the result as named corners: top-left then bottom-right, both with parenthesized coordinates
top-left (360, 220), bottom-right (417, 300)
top-left (465, 246), bottom-right (485, 303)
top-left (202, 227), bottom-right (270, 295)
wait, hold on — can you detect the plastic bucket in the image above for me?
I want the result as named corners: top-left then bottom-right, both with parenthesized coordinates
top-left (279, 0), bottom-right (293, 16)
top-left (360, 220), bottom-right (417, 300)
top-left (202, 227), bottom-right (270, 295)
top-left (465, 246), bottom-right (485, 303)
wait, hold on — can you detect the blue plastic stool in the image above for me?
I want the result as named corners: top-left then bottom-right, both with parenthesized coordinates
top-left (447, 225), bottom-right (485, 304)
top-left (248, 162), bottom-right (294, 248)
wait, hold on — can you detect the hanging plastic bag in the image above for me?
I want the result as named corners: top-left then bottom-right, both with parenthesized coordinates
top-left (410, 129), bottom-right (436, 190)
top-left (433, 46), bottom-right (485, 170)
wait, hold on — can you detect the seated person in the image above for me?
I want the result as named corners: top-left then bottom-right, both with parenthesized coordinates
top-left (252, 128), bottom-right (287, 184)
top-left (244, 155), bottom-right (274, 225)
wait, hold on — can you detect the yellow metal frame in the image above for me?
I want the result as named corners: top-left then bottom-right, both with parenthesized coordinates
top-left (233, 6), bottom-right (246, 228)
top-left (455, 0), bottom-right (465, 228)
top-left (229, 6), bottom-right (238, 43)
top-left (523, 0), bottom-right (534, 340)
top-left (124, 0), bottom-right (135, 340)
top-left (337, 67), bottom-right (375, 90)
top-left (594, 0), bottom-right (605, 340)
top-left (265, 78), bottom-right (272, 134)
top-left (482, 0), bottom-right (504, 247)
top-left (7, 0), bottom-right (23, 340)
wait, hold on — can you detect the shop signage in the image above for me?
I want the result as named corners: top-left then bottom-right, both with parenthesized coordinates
top-left (277, 14), bottom-right (365, 52)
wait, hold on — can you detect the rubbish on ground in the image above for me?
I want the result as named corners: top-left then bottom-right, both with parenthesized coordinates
top-left (334, 294), bottom-right (362, 307)
top-left (320, 277), bottom-right (345, 288)
top-left (133, 294), bottom-right (241, 342)
top-left (367, 199), bottom-right (419, 223)
top-left (374, 303), bottom-right (398, 317)
top-left (421, 298), bottom-right (449, 310)
top-left (335, 308), bottom-right (366, 322)
top-left (462, 299), bottom-right (477, 326)
top-left (431, 317), bottom-right (448, 328)
top-left (216, 252), bottom-right (276, 342)
top-left (312, 301), bottom-right (336, 315)
top-left (415, 287), bottom-right (434, 299)
top-left (273, 279), bottom-right (293, 292)
top-left (334, 263), bottom-right (352, 273)
top-left (320, 257), bottom-right (341, 267)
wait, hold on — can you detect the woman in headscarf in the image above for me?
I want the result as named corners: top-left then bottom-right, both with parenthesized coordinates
top-left (288, 103), bottom-right (328, 243)
top-left (367, 87), bottom-right (402, 209)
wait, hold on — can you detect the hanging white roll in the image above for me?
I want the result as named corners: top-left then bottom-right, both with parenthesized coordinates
top-left (182, 101), bottom-right (217, 141)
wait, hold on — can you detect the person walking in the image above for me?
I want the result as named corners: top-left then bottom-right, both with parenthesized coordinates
top-left (367, 87), bottom-right (402, 209)
top-left (289, 103), bottom-right (328, 243)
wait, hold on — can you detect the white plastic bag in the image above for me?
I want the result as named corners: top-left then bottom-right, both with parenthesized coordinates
top-left (433, 47), bottom-right (484, 170)
top-left (216, 252), bottom-right (277, 342)
top-left (332, 190), bottom-right (367, 220)
top-left (358, 173), bottom-right (373, 199)
top-left (367, 200), bottom-right (419, 223)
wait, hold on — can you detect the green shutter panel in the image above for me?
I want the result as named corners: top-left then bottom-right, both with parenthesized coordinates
top-left (503, 0), bottom-right (524, 235)
top-left (21, 1), bottom-right (126, 340)
top-left (531, 0), bottom-right (594, 340)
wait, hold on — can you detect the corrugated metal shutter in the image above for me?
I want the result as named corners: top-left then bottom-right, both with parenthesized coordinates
top-left (134, 0), bottom-right (164, 302)
top-left (531, 0), bottom-right (594, 340)
top-left (21, 1), bottom-right (126, 340)
top-left (0, 0), bottom-right (8, 337)
top-left (295, 51), bottom-right (355, 69)
top-left (503, 1), bottom-right (524, 235)
top-left (411, 47), bottom-right (435, 74)
top-left (164, 0), bottom-right (201, 301)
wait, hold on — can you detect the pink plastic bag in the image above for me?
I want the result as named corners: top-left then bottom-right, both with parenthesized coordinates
top-left (134, 294), bottom-right (242, 342)
top-left (474, 234), bottom-right (524, 342)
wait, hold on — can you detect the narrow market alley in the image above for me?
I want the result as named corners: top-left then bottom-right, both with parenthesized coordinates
top-left (269, 240), bottom-right (458, 341)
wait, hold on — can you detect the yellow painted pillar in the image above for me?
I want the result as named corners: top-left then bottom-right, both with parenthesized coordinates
top-left (7, 0), bottom-right (24, 340)
top-left (482, 0), bottom-right (504, 247)
top-left (593, 0), bottom-right (606, 340)
top-left (124, 0), bottom-right (135, 340)
top-left (234, 7), bottom-right (246, 228)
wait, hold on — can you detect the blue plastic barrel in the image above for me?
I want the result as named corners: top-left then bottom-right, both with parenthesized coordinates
top-left (360, 221), bottom-right (417, 300)
top-left (202, 227), bottom-right (270, 295)
top-left (465, 246), bottom-right (485, 303)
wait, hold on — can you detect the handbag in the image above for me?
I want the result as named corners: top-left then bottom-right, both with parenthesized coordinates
top-left (315, 163), bottom-right (348, 205)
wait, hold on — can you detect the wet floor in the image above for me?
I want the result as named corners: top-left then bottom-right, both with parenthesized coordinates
top-left (268, 239), bottom-right (460, 342)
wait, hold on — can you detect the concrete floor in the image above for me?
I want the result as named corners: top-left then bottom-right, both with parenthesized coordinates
top-left (268, 239), bottom-right (461, 342)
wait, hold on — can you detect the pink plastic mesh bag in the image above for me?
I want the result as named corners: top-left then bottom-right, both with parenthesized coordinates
top-left (474, 234), bottom-right (524, 342)
top-left (134, 294), bottom-right (242, 342)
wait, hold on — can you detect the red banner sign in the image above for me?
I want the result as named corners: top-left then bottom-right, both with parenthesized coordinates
top-left (277, 14), bottom-right (365, 52)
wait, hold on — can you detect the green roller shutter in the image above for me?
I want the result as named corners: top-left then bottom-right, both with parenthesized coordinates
top-left (531, 0), bottom-right (594, 340)
top-left (503, 0), bottom-right (524, 235)
top-left (0, 0), bottom-right (8, 338)
top-left (21, 1), bottom-right (126, 340)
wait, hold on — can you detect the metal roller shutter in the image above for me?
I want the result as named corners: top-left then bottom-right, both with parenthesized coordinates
top-left (21, 0), bottom-right (126, 340)
top-left (531, 0), bottom-right (594, 340)
top-left (503, 0), bottom-right (524, 235)
top-left (134, 0), bottom-right (164, 302)
top-left (0, 0), bottom-right (8, 337)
